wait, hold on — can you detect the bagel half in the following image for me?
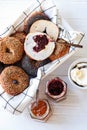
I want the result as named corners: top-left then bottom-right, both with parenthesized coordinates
top-left (49, 39), bottom-right (70, 61)
top-left (24, 12), bottom-right (50, 34)
top-left (24, 32), bottom-right (55, 61)
top-left (30, 20), bottom-right (59, 41)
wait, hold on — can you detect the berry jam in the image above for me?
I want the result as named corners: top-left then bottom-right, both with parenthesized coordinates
top-left (48, 78), bottom-right (64, 95)
top-left (33, 34), bottom-right (49, 52)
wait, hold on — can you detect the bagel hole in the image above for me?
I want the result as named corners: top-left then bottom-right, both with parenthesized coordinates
top-left (43, 27), bottom-right (47, 34)
top-left (6, 48), bottom-right (12, 53)
top-left (13, 80), bottom-right (19, 85)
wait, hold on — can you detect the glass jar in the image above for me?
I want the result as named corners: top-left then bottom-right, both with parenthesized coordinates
top-left (45, 77), bottom-right (67, 102)
top-left (29, 99), bottom-right (52, 122)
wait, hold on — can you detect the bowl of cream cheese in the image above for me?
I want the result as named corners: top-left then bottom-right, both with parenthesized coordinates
top-left (68, 58), bottom-right (87, 89)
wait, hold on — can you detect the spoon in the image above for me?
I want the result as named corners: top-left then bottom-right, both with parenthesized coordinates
top-left (35, 88), bottom-right (39, 106)
top-left (51, 39), bottom-right (83, 48)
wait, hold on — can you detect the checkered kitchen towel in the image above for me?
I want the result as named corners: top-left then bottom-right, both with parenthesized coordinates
top-left (0, 0), bottom-right (84, 114)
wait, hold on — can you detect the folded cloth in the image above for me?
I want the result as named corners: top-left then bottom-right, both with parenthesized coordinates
top-left (0, 0), bottom-right (84, 114)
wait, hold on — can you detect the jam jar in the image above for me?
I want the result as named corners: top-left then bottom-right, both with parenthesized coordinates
top-left (46, 77), bottom-right (67, 102)
top-left (29, 99), bottom-right (52, 122)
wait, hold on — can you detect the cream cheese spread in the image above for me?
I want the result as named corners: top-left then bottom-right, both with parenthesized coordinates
top-left (70, 63), bottom-right (87, 87)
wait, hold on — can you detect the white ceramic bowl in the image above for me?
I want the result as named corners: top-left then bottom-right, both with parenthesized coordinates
top-left (68, 58), bottom-right (87, 89)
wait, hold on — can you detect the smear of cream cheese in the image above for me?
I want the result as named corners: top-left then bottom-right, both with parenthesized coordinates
top-left (70, 63), bottom-right (87, 87)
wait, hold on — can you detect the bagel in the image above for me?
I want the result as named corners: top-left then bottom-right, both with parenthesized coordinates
top-left (0, 36), bottom-right (24, 64)
top-left (24, 32), bottom-right (55, 61)
top-left (10, 32), bottom-right (26, 44)
top-left (30, 20), bottom-right (59, 41)
top-left (0, 66), bottom-right (29, 96)
top-left (21, 55), bottom-right (51, 78)
top-left (49, 39), bottom-right (70, 61)
top-left (24, 12), bottom-right (50, 34)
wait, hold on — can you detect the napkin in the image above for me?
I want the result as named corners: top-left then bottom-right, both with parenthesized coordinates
top-left (0, 0), bottom-right (84, 114)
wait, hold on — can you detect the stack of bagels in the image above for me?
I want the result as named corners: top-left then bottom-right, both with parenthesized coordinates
top-left (0, 11), bottom-right (70, 96)
top-left (24, 12), bottom-right (70, 61)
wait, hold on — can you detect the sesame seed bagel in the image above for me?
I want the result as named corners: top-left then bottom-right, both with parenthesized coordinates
top-left (0, 66), bottom-right (29, 96)
top-left (11, 32), bottom-right (26, 44)
top-left (0, 36), bottom-right (24, 64)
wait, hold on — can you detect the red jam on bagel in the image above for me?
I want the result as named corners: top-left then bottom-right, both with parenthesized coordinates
top-left (24, 32), bottom-right (55, 61)
top-left (33, 34), bottom-right (49, 52)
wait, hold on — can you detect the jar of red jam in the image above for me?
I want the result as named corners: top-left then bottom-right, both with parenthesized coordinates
top-left (29, 99), bottom-right (51, 122)
top-left (46, 77), bottom-right (67, 102)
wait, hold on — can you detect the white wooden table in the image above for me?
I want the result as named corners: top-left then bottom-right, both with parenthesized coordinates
top-left (0, 0), bottom-right (87, 130)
